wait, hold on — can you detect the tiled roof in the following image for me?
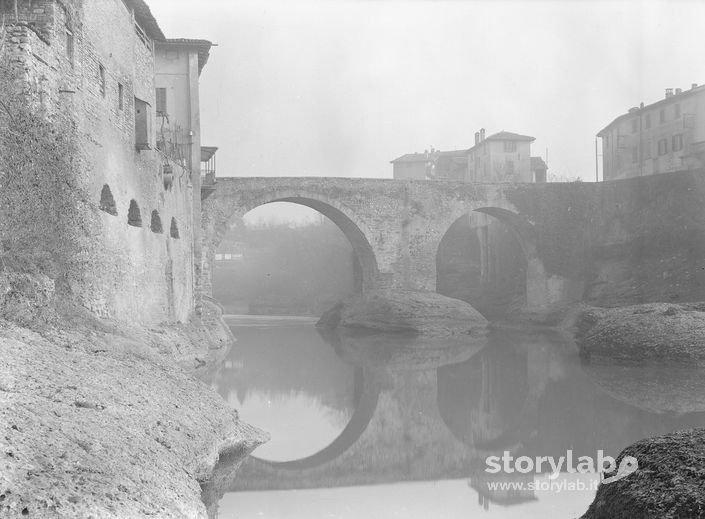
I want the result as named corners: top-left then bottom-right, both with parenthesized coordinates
top-left (160, 38), bottom-right (213, 73)
top-left (391, 149), bottom-right (468, 163)
top-left (125, 0), bottom-right (165, 41)
top-left (530, 156), bottom-right (548, 170)
top-left (484, 131), bottom-right (535, 142)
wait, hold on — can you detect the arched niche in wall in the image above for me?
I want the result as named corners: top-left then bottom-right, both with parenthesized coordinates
top-left (150, 210), bottom-right (163, 234)
top-left (127, 199), bottom-right (142, 227)
top-left (170, 217), bottom-right (180, 239)
top-left (99, 184), bottom-right (117, 216)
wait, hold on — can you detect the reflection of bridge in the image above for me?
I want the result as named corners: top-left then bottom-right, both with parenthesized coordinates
top-left (201, 172), bottom-right (705, 311)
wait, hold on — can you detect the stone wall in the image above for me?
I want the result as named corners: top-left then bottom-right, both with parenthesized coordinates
top-left (0, 0), bottom-right (197, 324)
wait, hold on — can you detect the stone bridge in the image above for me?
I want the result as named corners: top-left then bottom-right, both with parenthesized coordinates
top-left (201, 171), bottom-right (705, 311)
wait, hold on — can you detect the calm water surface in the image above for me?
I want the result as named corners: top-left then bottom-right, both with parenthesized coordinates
top-left (202, 316), bottom-right (705, 518)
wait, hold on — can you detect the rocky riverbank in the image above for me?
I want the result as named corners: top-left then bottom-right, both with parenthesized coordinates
top-left (0, 301), bottom-right (267, 518)
top-left (579, 428), bottom-right (705, 519)
top-left (572, 302), bottom-right (705, 364)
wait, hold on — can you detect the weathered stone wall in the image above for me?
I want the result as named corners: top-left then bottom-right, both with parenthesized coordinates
top-left (204, 170), bottom-right (705, 312)
top-left (1, 0), bottom-right (197, 324)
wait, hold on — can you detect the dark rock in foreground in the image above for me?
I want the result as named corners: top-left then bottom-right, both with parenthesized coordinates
top-left (580, 428), bottom-right (705, 519)
top-left (573, 302), bottom-right (705, 364)
top-left (318, 289), bottom-right (488, 337)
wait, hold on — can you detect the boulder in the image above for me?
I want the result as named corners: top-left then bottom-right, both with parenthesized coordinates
top-left (319, 289), bottom-right (488, 337)
top-left (573, 302), bottom-right (705, 364)
top-left (580, 428), bottom-right (705, 519)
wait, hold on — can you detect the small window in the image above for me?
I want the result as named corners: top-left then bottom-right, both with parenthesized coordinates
top-left (134, 97), bottom-right (150, 150)
top-left (645, 114), bottom-right (651, 129)
top-left (631, 119), bottom-right (638, 133)
top-left (503, 141), bottom-right (517, 153)
top-left (99, 65), bottom-right (106, 97)
top-left (128, 200), bottom-right (142, 227)
top-left (156, 88), bottom-right (167, 116)
top-left (675, 103), bottom-right (681, 119)
top-left (65, 27), bottom-right (74, 65)
top-left (150, 210), bottom-right (163, 234)
top-left (658, 139), bottom-right (668, 156)
top-left (659, 109), bottom-right (665, 123)
top-left (99, 184), bottom-right (117, 216)
top-left (632, 147), bottom-right (638, 163)
top-left (505, 159), bottom-right (515, 174)
top-left (118, 83), bottom-right (124, 111)
top-left (673, 134), bottom-right (683, 152)
top-left (170, 217), bottom-right (180, 239)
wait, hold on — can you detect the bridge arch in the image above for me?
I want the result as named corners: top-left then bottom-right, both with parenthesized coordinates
top-left (204, 188), bottom-right (381, 299)
top-left (435, 207), bottom-right (539, 315)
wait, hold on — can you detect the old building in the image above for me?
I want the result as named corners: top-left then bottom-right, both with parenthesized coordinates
top-left (466, 129), bottom-right (535, 183)
top-left (0, 0), bottom-right (217, 324)
top-left (392, 130), bottom-right (545, 183)
top-left (597, 84), bottom-right (705, 180)
top-left (391, 148), bottom-right (468, 181)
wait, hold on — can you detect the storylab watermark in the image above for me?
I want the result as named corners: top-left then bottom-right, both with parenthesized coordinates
top-left (485, 450), bottom-right (639, 485)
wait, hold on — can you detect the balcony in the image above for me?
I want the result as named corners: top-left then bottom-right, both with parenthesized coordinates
top-left (201, 146), bottom-right (218, 199)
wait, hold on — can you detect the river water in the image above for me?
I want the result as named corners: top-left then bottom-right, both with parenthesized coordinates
top-left (202, 316), bottom-right (705, 518)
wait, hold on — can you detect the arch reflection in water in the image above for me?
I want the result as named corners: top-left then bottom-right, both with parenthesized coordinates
top-left (208, 317), bottom-right (358, 462)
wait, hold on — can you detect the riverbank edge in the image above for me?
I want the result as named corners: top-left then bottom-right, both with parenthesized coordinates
top-left (0, 300), bottom-right (268, 518)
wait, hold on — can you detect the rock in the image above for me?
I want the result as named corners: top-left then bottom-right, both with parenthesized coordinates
top-left (326, 289), bottom-right (488, 337)
top-left (580, 428), bottom-right (705, 519)
top-left (573, 303), bottom-right (705, 364)
top-left (316, 301), bottom-right (344, 329)
top-left (0, 320), bottom-right (268, 518)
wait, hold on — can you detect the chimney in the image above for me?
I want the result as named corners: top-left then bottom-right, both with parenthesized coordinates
top-left (692, 83), bottom-right (699, 90)
top-left (480, 128), bottom-right (486, 141)
top-left (675, 87), bottom-right (682, 95)
top-left (475, 132), bottom-right (480, 145)
top-left (665, 88), bottom-right (674, 98)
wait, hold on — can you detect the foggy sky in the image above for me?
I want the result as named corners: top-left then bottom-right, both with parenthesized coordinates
top-left (148, 0), bottom-right (705, 221)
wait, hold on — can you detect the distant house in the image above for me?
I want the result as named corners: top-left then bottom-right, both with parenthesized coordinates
top-left (391, 148), bottom-right (468, 181)
top-left (392, 129), bottom-right (546, 183)
top-left (530, 156), bottom-right (548, 183)
top-left (597, 83), bottom-right (705, 180)
top-left (466, 129), bottom-right (535, 182)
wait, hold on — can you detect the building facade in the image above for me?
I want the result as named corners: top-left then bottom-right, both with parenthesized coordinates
top-left (0, 0), bottom-right (216, 324)
top-left (392, 130), bottom-right (546, 183)
top-left (597, 84), bottom-right (705, 180)
top-left (466, 130), bottom-right (535, 183)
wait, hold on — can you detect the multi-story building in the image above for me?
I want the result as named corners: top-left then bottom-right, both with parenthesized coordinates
top-left (0, 0), bottom-right (217, 323)
top-left (466, 129), bottom-right (535, 183)
top-left (392, 129), bottom-right (546, 183)
top-left (597, 84), bottom-right (705, 180)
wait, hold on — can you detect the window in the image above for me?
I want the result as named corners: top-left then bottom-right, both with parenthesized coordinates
top-left (170, 218), bottom-right (180, 239)
top-left (99, 65), bottom-right (106, 97)
top-left (118, 83), bottom-right (124, 111)
top-left (156, 88), bottom-right (167, 116)
top-left (644, 141), bottom-right (651, 159)
top-left (65, 27), bottom-right (74, 65)
top-left (675, 103), bottom-right (681, 119)
top-left (645, 114), bottom-right (651, 129)
top-left (632, 147), bottom-right (638, 163)
top-left (673, 134), bottom-right (683, 152)
top-left (134, 97), bottom-right (150, 150)
top-left (659, 109), bottom-right (665, 123)
top-left (658, 139), bottom-right (668, 156)
top-left (505, 159), bottom-right (515, 174)
top-left (503, 141), bottom-right (517, 153)
top-left (631, 119), bottom-right (638, 133)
